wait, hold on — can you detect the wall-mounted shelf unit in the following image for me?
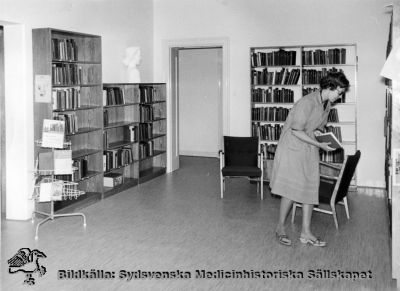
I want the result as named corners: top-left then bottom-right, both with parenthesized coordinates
top-left (250, 44), bottom-right (357, 184)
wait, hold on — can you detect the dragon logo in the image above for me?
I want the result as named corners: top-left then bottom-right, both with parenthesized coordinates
top-left (7, 248), bottom-right (47, 285)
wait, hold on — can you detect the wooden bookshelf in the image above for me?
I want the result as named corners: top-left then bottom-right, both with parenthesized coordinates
top-left (137, 83), bottom-right (167, 182)
top-left (33, 28), bottom-right (103, 210)
top-left (250, 44), bottom-right (358, 184)
top-left (102, 83), bottom-right (140, 196)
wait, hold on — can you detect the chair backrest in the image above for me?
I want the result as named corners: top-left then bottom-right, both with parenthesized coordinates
top-left (223, 136), bottom-right (259, 167)
top-left (334, 150), bottom-right (361, 203)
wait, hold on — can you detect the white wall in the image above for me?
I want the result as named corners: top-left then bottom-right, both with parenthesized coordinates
top-left (0, 0), bottom-right (154, 83)
top-left (153, 0), bottom-right (392, 188)
top-left (178, 48), bottom-right (222, 157)
top-left (0, 0), bottom-right (154, 219)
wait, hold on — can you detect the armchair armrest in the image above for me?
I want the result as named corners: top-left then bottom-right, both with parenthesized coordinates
top-left (219, 150), bottom-right (224, 169)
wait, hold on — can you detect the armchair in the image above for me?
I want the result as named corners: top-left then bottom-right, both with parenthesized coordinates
top-left (219, 136), bottom-right (264, 200)
top-left (292, 150), bottom-right (361, 229)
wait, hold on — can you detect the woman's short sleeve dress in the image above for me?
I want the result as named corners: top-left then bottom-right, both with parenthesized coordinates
top-left (269, 91), bottom-right (331, 204)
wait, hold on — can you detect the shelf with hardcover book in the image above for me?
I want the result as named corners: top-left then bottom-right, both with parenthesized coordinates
top-left (250, 44), bottom-right (357, 185)
top-left (102, 84), bottom-right (140, 197)
top-left (138, 84), bottom-right (167, 183)
top-left (33, 28), bottom-right (103, 211)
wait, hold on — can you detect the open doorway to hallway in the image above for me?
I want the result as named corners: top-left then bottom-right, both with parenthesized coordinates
top-left (177, 47), bottom-right (222, 158)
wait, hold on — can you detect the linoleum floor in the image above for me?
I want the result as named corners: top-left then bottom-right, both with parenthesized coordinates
top-left (1, 156), bottom-right (395, 290)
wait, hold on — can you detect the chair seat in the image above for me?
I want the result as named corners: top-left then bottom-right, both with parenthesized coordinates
top-left (222, 166), bottom-right (261, 177)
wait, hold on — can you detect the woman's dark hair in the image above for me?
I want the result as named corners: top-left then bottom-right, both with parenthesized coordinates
top-left (319, 71), bottom-right (350, 90)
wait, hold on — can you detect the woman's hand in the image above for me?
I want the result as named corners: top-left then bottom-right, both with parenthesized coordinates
top-left (314, 130), bottom-right (323, 137)
top-left (319, 142), bottom-right (335, 152)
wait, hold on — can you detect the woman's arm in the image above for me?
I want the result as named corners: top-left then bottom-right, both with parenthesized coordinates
top-left (291, 129), bottom-right (333, 151)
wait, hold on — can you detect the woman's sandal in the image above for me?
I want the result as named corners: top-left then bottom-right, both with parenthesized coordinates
top-left (299, 237), bottom-right (327, 247)
top-left (276, 232), bottom-right (292, 246)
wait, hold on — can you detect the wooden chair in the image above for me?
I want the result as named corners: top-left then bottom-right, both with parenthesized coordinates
top-left (219, 136), bottom-right (264, 200)
top-left (291, 150), bottom-right (361, 229)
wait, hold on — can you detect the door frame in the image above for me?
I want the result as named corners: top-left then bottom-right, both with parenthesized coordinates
top-left (162, 38), bottom-right (230, 172)
top-left (0, 26), bottom-right (4, 215)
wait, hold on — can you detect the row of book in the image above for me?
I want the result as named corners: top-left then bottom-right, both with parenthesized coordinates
top-left (139, 105), bottom-right (155, 122)
top-left (52, 63), bottom-right (82, 86)
top-left (53, 113), bottom-right (78, 134)
top-left (52, 88), bottom-right (81, 110)
top-left (103, 147), bottom-right (134, 172)
top-left (103, 87), bottom-right (126, 106)
top-left (252, 88), bottom-right (295, 103)
top-left (302, 67), bottom-right (343, 85)
top-left (325, 125), bottom-right (342, 142)
top-left (260, 143), bottom-right (277, 160)
top-left (251, 68), bottom-right (301, 86)
top-left (140, 87), bottom-right (164, 103)
top-left (139, 141), bottom-right (155, 159)
top-left (139, 123), bottom-right (154, 140)
top-left (103, 110), bottom-right (109, 127)
top-left (319, 149), bottom-right (344, 163)
top-left (251, 48), bottom-right (347, 67)
top-left (72, 158), bottom-right (88, 181)
top-left (251, 107), bottom-right (339, 127)
top-left (302, 48), bottom-right (347, 65)
top-left (103, 126), bottom-right (138, 150)
top-left (252, 107), bottom-right (290, 122)
top-left (251, 49), bottom-right (297, 67)
top-left (327, 108), bottom-right (339, 122)
top-left (52, 38), bottom-right (78, 62)
top-left (252, 122), bottom-right (283, 142)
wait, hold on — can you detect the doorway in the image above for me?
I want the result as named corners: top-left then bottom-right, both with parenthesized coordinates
top-left (178, 47), bottom-right (222, 158)
top-left (166, 38), bottom-right (229, 172)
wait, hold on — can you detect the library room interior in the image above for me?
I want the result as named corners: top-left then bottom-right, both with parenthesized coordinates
top-left (1, 0), bottom-right (400, 290)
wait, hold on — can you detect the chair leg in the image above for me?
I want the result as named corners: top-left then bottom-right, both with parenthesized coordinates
top-left (331, 203), bottom-right (339, 229)
top-left (261, 177), bottom-right (264, 200)
top-left (343, 197), bottom-right (350, 219)
top-left (291, 203), bottom-right (297, 223)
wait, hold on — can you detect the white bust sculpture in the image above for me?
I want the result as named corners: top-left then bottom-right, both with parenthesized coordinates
top-left (123, 47), bottom-right (141, 82)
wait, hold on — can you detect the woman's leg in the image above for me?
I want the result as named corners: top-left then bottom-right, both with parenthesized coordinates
top-left (301, 203), bottom-right (317, 240)
top-left (276, 197), bottom-right (293, 234)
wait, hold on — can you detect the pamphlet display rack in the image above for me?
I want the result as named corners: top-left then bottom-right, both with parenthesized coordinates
top-left (32, 139), bottom-right (86, 240)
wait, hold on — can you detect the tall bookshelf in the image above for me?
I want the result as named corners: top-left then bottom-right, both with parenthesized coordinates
top-left (250, 44), bottom-right (358, 184)
top-left (138, 83), bottom-right (167, 182)
top-left (383, 3), bottom-right (400, 285)
top-left (102, 83), bottom-right (167, 195)
top-left (33, 28), bottom-right (103, 210)
top-left (102, 84), bottom-right (140, 197)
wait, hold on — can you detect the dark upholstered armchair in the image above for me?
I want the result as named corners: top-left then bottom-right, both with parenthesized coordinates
top-left (219, 136), bottom-right (264, 200)
top-left (292, 150), bottom-right (361, 229)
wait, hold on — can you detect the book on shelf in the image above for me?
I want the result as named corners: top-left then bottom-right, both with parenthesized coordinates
top-left (41, 119), bottom-right (65, 148)
top-left (38, 151), bottom-right (54, 171)
top-left (54, 150), bottom-right (73, 175)
top-left (104, 173), bottom-right (124, 188)
top-left (315, 132), bottom-right (342, 149)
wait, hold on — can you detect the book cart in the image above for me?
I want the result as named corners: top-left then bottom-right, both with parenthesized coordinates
top-left (32, 139), bottom-right (86, 240)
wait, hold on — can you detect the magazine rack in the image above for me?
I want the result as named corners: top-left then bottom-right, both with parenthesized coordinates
top-left (32, 140), bottom-right (86, 240)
